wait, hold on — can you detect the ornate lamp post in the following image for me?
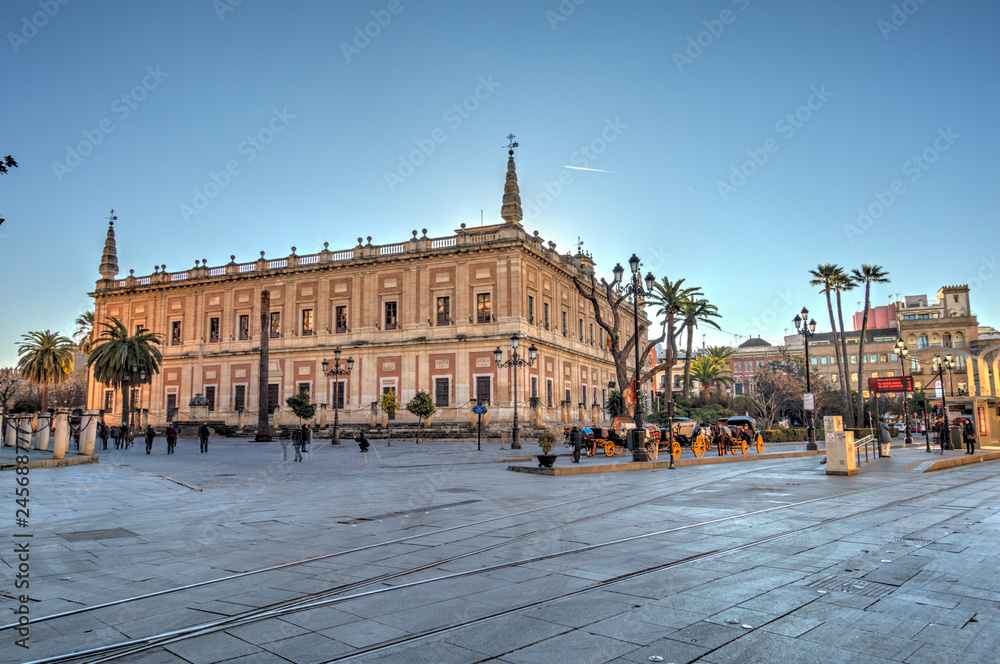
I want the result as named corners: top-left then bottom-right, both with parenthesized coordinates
top-left (124, 363), bottom-right (146, 433)
top-left (494, 334), bottom-right (537, 450)
top-left (611, 255), bottom-right (656, 461)
top-left (894, 340), bottom-right (914, 447)
top-left (932, 355), bottom-right (954, 450)
top-left (793, 308), bottom-right (818, 450)
top-left (321, 348), bottom-right (354, 445)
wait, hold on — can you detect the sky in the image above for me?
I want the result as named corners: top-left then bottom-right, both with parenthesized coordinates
top-left (2, 0), bottom-right (998, 368)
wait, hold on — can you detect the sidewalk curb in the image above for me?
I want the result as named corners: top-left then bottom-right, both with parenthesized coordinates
top-left (0, 454), bottom-right (99, 470)
top-left (508, 450), bottom-right (824, 475)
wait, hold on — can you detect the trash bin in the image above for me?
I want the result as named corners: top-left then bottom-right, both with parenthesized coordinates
top-left (626, 428), bottom-right (646, 452)
top-left (500, 430), bottom-right (512, 447)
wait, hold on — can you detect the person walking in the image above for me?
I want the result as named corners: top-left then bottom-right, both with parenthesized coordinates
top-left (99, 422), bottom-right (109, 450)
top-left (570, 426), bottom-right (583, 463)
top-left (300, 424), bottom-right (310, 454)
top-left (934, 418), bottom-right (946, 454)
top-left (279, 435), bottom-right (289, 461)
top-left (878, 420), bottom-right (891, 458)
top-left (292, 431), bottom-right (303, 462)
top-left (355, 431), bottom-right (370, 452)
top-left (964, 418), bottom-right (976, 454)
top-left (144, 425), bottom-right (156, 454)
top-left (198, 422), bottom-right (210, 453)
top-left (166, 423), bottom-right (177, 454)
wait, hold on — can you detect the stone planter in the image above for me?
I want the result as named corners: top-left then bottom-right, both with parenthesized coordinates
top-left (536, 454), bottom-right (557, 468)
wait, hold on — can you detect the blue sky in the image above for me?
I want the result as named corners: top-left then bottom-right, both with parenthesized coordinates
top-left (2, 0), bottom-right (998, 367)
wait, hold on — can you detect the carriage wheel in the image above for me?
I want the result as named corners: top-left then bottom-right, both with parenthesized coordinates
top-left (615, 445), bottom-right (625, 456)
top-left (692, 435), bottom-right (706, 458)
top-left (647, 443), bottom-right (659, 460)
top-left (672, 441), bottom-right (682, 459)
top-left (755, 434), bottom-right (764, 454)
top-left (604, 441), bottom-right (615, 457)
top-left (740, 439), bottom-right (749, 455)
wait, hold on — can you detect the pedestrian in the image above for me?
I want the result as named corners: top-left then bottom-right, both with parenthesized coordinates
top-left (72, 424), bottom-right (81, 452)
top-left (355, 431), bottom-right (370, 452)
top-left (279, 436), bottom-right (289, 461)
top-left (964, 418), bottom-right (976, 454)
top-left (878, 420), bottom-right (891, 458)
top-left (99, 422), bottom-right (109, 450)
top-left (198, 422), bottom-right (210, 453)
top-left (125, 424), bottom-right (134, 449)
top-left (112, 425), bottom-right (121, 450)
top-left (300, 424), bottom-right (310, 454)
top-left (144, 425), bottom-right (156, 454)
top-left (292, 431), bottom-right (303, 462)
top-left (166, 423), bottom-right (177, 454)
top-left (570, 426), bottom-right (583, 463)
top-left (934, 418), bottom-right (946, 454)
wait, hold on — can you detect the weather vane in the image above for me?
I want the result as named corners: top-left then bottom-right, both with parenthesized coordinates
top-left (504, 133), bottom-right (518, 156)
top-left (575, 237), bottom-right (585, 253)
top-left (107, 209), bottom-right (117, 226)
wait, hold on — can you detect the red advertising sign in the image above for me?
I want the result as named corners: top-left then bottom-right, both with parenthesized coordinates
top-left (867, 376), bottom-right (914, 394)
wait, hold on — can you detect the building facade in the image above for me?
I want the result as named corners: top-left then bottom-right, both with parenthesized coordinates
top-left (87, 156), bottom-right (649, 428)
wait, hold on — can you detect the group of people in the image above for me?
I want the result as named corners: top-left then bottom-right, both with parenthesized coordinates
top-left (93, 421), bottom-right (210, 454)
top-left (930, 417), bottom-right (977, 455)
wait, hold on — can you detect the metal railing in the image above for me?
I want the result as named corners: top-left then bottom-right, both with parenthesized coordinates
top-left (855, 434), bottom-right (877, 464)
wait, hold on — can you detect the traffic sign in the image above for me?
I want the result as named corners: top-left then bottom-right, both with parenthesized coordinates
top-left (472, 404), bottom-right (487, 415)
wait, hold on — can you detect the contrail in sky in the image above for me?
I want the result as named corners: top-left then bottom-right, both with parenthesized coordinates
top-left (564, 166), bottom-right (615, 173)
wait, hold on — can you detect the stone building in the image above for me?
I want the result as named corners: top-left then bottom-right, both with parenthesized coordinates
top-left (86, 155), bottom-right (649, 429)
top-left (728, 337), bottom-right (782, 397)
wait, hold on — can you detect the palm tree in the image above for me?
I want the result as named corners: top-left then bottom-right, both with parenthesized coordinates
top-left (851, 264), bottom-right (890, 427)
top-left (87, 318), bottom-right (163, 428)
top-left (679, 299), bottom-right (720, 399)
top-left (809, 264), bottom-right (853, 425)
top-left (16, 330), bottom-right (76, 411)
top-left (647, 278), bottom-right (702, 403)
top-left (832, 270), bottom-right (857, 427)
top-left (689, 356), bottom-right (733, 399)
top-left (74, 311), bottom-right (96, 354)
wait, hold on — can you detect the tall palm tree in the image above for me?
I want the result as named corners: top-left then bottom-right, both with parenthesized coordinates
top-left (689, 355), bottom-right (733, 399)
top-left (647, 278), bottom-right (702, 405)
top-left (74, 311), bottom-right (96, 354)
top-left (851, 264), bottom-right (890, 427)
top-left (809, 264), bottom-right (853, 424)
top-left (679, 298), bottom-right (720, 400)
top-left (16, 330), bottom-right (76, 411)
top-left (87, 318), bottom-right (163, 428)
top-left (832, 271), bottom-right (857, 427)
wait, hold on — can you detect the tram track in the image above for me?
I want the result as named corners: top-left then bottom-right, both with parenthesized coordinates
top-left (26, 466), bottom-right (995, 664)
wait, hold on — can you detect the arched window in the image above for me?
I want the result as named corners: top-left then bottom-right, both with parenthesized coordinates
top-left (943, 333), bottom-right (952, 348)
top-left (918, 335), bottom-right (929, 348)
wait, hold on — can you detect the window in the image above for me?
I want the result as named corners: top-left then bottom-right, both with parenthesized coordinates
top-left (239, 314), bottom-right (249, 341)
top-left (332, 381), bottom-right (345, 409)
top-left (868, 354), bottom-right (878, 363)
top-left (589, 323), bottom-right (594, 345)
top-left (104, 390), bottom-right (114, 411)
top-left (135, 324), bottom-right (143, 335)
top-left (579, 318), bottom-right (584, 340)
top-left (527, 295), bottom-right (535, 324)
top-left (302, 309), bottom-right (314, 336)
top-left (887, 371), bottom-right (894, 378)
top-left (879, 354), bottom-right (888, 363)
top-left (820, 357), bottom-right (828, 365)
top-left (546, 379), bottom-right (553, 408)
top-left (435, 378), bottom-right (449, 407)
top-left (209, 317), bottom-right (220, 343)
top-left (382, 387), bottom-right (396, 419)
top-left (477, 293), bottom-right (491, 323)
top-left (830, 374), bottom-right (839, 383)
top-left (851, 373), bottom-right (858, 383)
top-left (475, 376), bottom-right (491, 404)
top-left (234, 385), bottom-right (246, 411)
top-left (436, 297), bottom-right (450, 326)
top-left (336, 306), bottom-right (348, 333)
top-left (165, 393), bottom-right (177, 420)
top-left (850, 355), bottom-right (857, 364)
top-left (385, 301), bottom-right (397, 329)
top-left (205, 386), bottom-right (216, 411)
top-left (735, 383), bottom-right (744, 396)
top-left (267, 383), bottom-right (280, 413)
top-left (918, 335), bottom-right (928, 348)
top-left (582, 385), bottom-right (588, 406)
top-left (871, 372), bottom-right (878, 378)
top-left (565, 387), bottom-right (571, 404)
top-left (270, 312), bottom-right (281, 338)
top-left (530, 376), bottom-right (538, 399)
top-left (297, 382), bottom-right (310, 399)
top-left (562, 311), bottom-right (568, 336)
top-left (171, 321), bottom-right (182, 345)
top-left (889, 353), bottom-right (898, 362)
top-left (544, 302), bottom-right (550, 329)
top-left (810, 357), bottom-right (818, 366)
top-left (734, 362), bottom-right (742, 372)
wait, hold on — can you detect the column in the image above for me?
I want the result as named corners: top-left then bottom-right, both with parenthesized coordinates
top-left (52, 409), bottom-right (70, 459)
top-left (4, 415), bottom-right (16, 447)
top-left (35, 412), bottom-right (52, 451)
top-left (16, 414), bottom-right (33, 449)
top-left (80, 410), bottom-right (99, 455)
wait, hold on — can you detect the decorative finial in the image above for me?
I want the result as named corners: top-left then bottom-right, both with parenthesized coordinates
top-left (290, 246), bottom-right (296, 254)
top-left (260, 251), bottom-right (265, 258)
top-left (324, 242), bottom-right (329, 249)
top-left (107, 209), bottom-right (117, 226)
top-left (230, 254), bottom-right (236, 261)
top-left (504, 133), bottom-right (518, 157)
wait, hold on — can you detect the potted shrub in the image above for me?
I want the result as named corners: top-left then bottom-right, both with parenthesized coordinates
top-left (536, 430), bottom-right (558, 468)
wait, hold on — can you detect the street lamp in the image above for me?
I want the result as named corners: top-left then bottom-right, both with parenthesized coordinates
top-left (321, 348), bottom-right (354, 445)
top-left (793, 308), bottom-right (818, 450)
top-left (612, 256), bottom-right (656, 461)
top-left (932, 355), bottom-right (955, 450)
top-left (124, 362), bottom-right (146, 433)
top-left (494, 334), bottom-right (537, 450)
top-left (893, 340), bottom-right (914, 447)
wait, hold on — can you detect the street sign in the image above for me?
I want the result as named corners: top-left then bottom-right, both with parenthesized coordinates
top-left (472, 405), bottom-right (487, 415)
top-left (803, 393), bottom-right (815, 410)
top-left (867, 376), bottom-right (914, 394)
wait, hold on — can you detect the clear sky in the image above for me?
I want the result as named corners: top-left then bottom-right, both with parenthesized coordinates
top-left (2, 0), bottom-right (998, 367)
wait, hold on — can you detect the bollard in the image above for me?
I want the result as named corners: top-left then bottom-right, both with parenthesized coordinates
top-left (16, 414), bottom-right (33, 449)
top-left (80, 409), bottom-right (99, 455)
top-left (3, 416), bottom-right (15, 447)
top-left (53, 409), bottom-right (70, 459)
top-left (34, 412), bottom-right (52, 451)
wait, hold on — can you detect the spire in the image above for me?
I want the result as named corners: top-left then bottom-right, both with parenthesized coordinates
top-left (500, 134), bottom-right (523, 225)
top-left (99, 209), bottom-right (119, 280)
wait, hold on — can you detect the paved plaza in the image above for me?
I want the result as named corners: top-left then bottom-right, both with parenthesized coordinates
top-left (2, 435), bottom-right (1000, 663)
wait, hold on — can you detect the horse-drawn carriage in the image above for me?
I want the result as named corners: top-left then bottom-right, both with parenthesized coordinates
top-left (705, 417), bottom-right (764, 456)
top-left (565, 415), bottom-right (764, 460)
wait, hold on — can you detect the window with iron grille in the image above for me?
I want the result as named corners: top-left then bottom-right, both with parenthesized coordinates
top-left (209, 317), bottom-right (220, 343)
top-left (270, 312), bottom-right (281, 338)
top-left (234, 385), bottom-right (246, 411)
top-left (385, 302), bottom-right (397, 330)
top-left (238, 315), bottom-right (249, 341)
top-left (435, 378), bottom-right (449, 407)
top-left (477, 293), bottom-right (491, 323)
top-left (336, 306), bottom-right (348, 333)
top-left (528, 295), bottom-right (535, 324)
top-left (267, 383), bottom-right (280, 413)
top-left (302, 309), bottom-right (314, 336)
top-left (436, 297), bottom-right (450, 326)
top-left (171, 321), bottom-right (182, 345)
top-left (205, 385), bottom-right (216, 411)
top-left (546, 380), bottom-right (553, 408)
top-left (332, 381), bottom-right (345, 409)
top-left (475, 376), bottom-right (491, 404)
